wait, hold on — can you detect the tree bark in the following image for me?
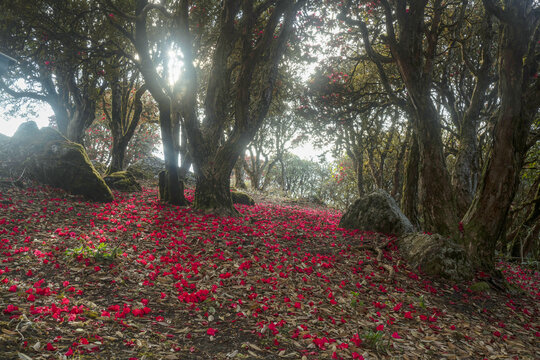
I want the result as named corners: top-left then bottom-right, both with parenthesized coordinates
top-left (234, 158), bottom-right (247, 189)
top-left (414, 100), bottom-right (458, 235)
top-left (510, 180), bottom-right (540, 259)
top-left (157, 103), bottom-right (187, 206)
top-left (401, 133), bottom-right (420, 229)
top-left (108, 140), bottom-right (127, 174)
top-left (452, 16), bottom-right (494, 217)
top-left (391, 127), bottom-right (410, 200)
top-left (462, 0), bottom-right (538, 271)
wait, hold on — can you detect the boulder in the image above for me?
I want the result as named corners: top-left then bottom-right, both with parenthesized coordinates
top-left (104, 171), bottom-right (142, 192)
top-left (399, 233), bottom-right (473, 281)
top-left (339, 189), bottom-right (414, 236)
top-left (127, 156), bottom-right (165, 179)
top-left (1, 122), bottom-right (113, 202)
top-left (231, 191), bottom-right (255, 206)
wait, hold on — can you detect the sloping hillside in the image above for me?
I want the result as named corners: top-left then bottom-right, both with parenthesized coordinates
top-left (0, 184), bottom-right (538, 359)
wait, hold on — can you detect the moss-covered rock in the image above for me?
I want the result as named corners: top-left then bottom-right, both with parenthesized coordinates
top-left (339, 190), bottom-right (414, 236)
top-left (399, 233), bottom-right (473, 281)
top-left (104, 171), bottom-right (142, 192)
top-left (91, 161), bottom-right (108, 176)
top-left (5, 122), bottom-right (113, 202)
top-left (231, 191), bottom-right (255, 206)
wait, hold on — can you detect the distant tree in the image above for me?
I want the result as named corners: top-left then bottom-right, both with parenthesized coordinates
top-left (99, 58), bottom-right (152, 174)
top-left (0, 0), bottom-right (108, 143)
top-left (320, 156), bottom-right (357, 210)
top-left (242, 110), bottom-right (305, 191)
top-left (85, 110), bottom-right (160, 170)
top-left (264, 153), bottom-right (327, 199)
top-left (305, 57), bottom-right (408, 198)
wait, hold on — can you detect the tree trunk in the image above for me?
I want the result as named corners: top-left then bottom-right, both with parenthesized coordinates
top-left (452, 16), bottom-right (493, 217)
top-left (279, 158), bottom-right (286, 192)
top-left (462, 0), bottom-right (536, 272)
top-left (67, 104), bottom-right (94, 144)
top-left (353, 149), bottom-right (365, 197)
top-left (413, 98), bottom-right (458, 235)
top-left (234, 159), bottom-right (247, 189)
top-left (107, 139), bottom-right (126, 174)
top-left (401, 134), bottom-right (420, 229)
top-left (391, 127), bottom-right (410, 200)
top-left (194, 169), bottom-right (234, 215)
top-left (452, 114), bottom-right (479, 217)
top-left (158, 103), bottom-right (188, 206)
top-left (193, 150), bottom-right (238, 216)
top-left (510, 181), bottom-right (540, 259)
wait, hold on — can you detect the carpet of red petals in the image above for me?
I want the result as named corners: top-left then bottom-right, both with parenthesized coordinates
top-left (0, 183), bottom-right (538, 359)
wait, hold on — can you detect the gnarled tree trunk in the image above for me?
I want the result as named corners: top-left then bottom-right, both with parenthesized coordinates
top-left (401, 132), bottom-right (420, 229)
top-left (462, 0), bottom-right (538, 272)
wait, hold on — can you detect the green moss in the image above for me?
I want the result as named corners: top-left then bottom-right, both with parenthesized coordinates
top-left (104, 171), bottom-right (142, 192)
top-left (469, 281), bottom-right (490, 292)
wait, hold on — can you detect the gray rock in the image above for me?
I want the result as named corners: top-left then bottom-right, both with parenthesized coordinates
top-left (399, 233), bottom-right (473, 281)
top-left (339, 189), bottom-right (414, 236)
top-left (104, 171), bottom-right (142, 192)
top-left (127, 156), bottom-right (165, 179)
top-left (1, 122), bottom-right (113, 202)
top-left (231, 191), bottom-right (255, 206)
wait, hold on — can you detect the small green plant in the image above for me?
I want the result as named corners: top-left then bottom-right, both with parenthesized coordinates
top-left (65, 242), bottom-right (119, 263)
top-left (350, 292), bottom-right (364, 307)
top-left (417, 295), bottom-right (426, 309)
top-left (362, 330), bottom-right (386, 352)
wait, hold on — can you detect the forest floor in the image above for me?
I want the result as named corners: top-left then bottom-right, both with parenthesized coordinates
top-left (0, 181), bottom-right (538, 360)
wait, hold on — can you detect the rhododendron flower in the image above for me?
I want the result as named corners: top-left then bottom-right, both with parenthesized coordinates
top-left (404, 311), bottom-right (413, 319)
top-left (376, 324), bottom-right (384, 331)
top-left (391, 332), bottom-right (401, 339)
top-left (46, 342), bottom-right (56, 351)
top-left (4, 304), bottom-right (18, 313)
top-left (207, 328), bottom-right (217, 336)
top-left (8, 285), bottom-right (17, 292)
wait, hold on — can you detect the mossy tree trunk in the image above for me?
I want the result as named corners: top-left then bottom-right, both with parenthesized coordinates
top-left (462, 0), bottom-right (539, 272)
